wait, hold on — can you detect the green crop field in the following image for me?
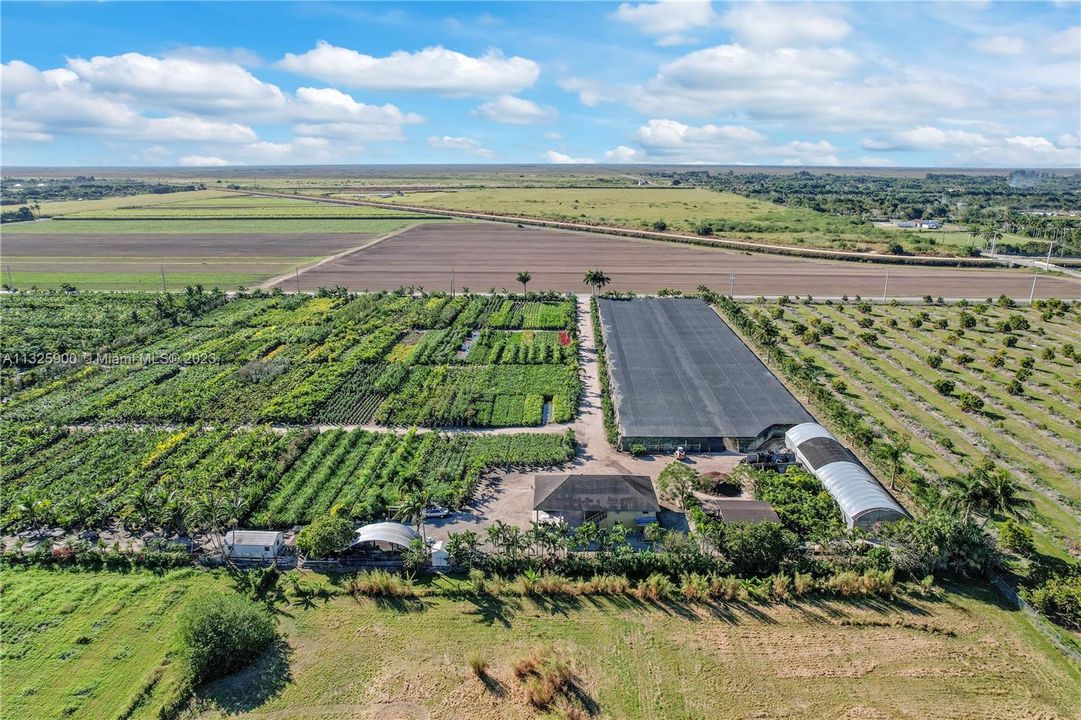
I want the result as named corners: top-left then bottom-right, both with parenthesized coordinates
top-left (759, 297), bottom-right (1080, 558)
top-left (0, 424), bottom-right (574, 530)
top-left (374, 187), bottom-right (908, 251)
top-left (0, 567), bottom-right (230, 720)
top-left (1, 292), bottom-right (580, 428)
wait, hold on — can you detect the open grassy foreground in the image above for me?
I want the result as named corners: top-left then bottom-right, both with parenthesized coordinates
top-left (764, 298), bottom-right (1080, 560)
top-left (0, 567), bottom-right (229, 720)
top-left (180, 579), bottom-right (1081, 720)
top-left (373, 187), bottom-right (909, 252)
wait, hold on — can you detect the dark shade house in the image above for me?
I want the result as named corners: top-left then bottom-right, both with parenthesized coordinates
top-left (695, 496), bottom-right (781, 524)
top-left (597, 297), bottom-right (813, 452)
top-left (534, 474), bottom-right (659, 529)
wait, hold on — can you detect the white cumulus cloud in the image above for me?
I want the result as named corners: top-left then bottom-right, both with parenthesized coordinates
top-left (475, 95), bottom-right (556, 124)
top-left (613, 0), bottom-right (717, 46)
top-left (427, 135), bottom-right (495, 158)
top-left (862, 126), bottom-right (990, 151)
top-left (604, 145), bottom-right (641, 163)
top-left (543, 150), bottom-right (596, 164)
top-left (178, 155), bottom-right (231, 166)
top-left (720, 3), bottom-right (852, 47)
top-left (66, 52), bottom-right (287, 113)
top-left (277, 41), bottom-right (539, 95)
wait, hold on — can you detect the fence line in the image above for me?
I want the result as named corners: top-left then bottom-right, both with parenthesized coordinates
top-left (990, 573), bottom-right (1081, 665)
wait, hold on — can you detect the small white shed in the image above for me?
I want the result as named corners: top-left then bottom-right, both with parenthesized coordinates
top-left (224, 530), bottom-right (284, 560)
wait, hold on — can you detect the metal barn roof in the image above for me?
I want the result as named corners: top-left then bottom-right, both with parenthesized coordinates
top-left (534, 474), bottom-right (659, 513)
top-left (225, 530), bottom-right (282, 545)
top-left (696, 496), bottom-right (781, 524)
top-left (597, 298), bottom-right (812, 440)
top-left (785, 423), bottom-right (908, 529)
top-left (352, 522), bottom-right (420, 549)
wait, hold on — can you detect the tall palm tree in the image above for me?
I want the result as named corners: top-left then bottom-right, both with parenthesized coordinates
top-left (583, 269), bottom-right (611, 295)
top-left (944, 460), bottom-right (1031, 526)
top-left (395, 489), bottom-right (432, 541)
top-left (875, 435), bottom-right (910, 490)
top-left (516, 271), bottom-right (532, 295)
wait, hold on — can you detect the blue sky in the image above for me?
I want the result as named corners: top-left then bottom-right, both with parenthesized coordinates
top-left (2, 1), bottom-right (1079, 167)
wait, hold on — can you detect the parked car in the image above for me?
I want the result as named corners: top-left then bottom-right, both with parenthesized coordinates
top-left (423, 505), bottom-right (452, 519)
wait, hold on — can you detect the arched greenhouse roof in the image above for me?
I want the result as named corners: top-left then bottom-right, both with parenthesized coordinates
top-left (784, 423), bottom-right (908, 529)
top-left (352, 522), bottom-right (420, 550)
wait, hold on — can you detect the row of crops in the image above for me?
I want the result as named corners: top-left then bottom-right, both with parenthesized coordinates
top-left (2, 291), bottom-right (579, 428)
top-left (1, 424), bottom-right (577, 532)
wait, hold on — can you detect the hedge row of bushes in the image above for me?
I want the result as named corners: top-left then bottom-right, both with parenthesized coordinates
top-left (590, 297), bottom-right (619, 446)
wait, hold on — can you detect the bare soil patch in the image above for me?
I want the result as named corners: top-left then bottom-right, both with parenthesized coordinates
top-left (280, 223), bottom-right (1080, 298)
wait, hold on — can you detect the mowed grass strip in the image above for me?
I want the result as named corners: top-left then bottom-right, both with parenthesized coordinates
top-left (16, 189), bottom-right (234, 217)
top-left (1, 270), bottom-right (272, 291)
top-left (0, 567), bottom-right (230, 720)
top-left (188, 581), bottom-right (1081, 720)
top-left (1, 218), bottom-right (431, 234)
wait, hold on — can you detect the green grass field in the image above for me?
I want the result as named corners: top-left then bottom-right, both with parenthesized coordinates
top-left (2, 217), bottom-right (427, 234)
top-left (0, 567), bottom-right (229, 720)
top-left (10, 189), bottom-right (233, 217)
top-left (5, 567), bottom-right (1075, 720)
top-left (373, 187), bottom-right (912, 252)
top-left (0, 269), bottom-right (274, 291)
top-left (186, 579), bottom-right (1078, 720)
top-left (767, 300), bottom-right (1081, 559)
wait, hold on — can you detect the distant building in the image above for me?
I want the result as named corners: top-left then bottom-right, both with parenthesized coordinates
top-left (224, 530), bottom-right (284, 560)
top-left (534, 474), bottom-right (659, 529)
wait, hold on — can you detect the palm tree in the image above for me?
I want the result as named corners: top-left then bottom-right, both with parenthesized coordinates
top-left (516, 271), bottom-right (532, 295)
top-left (944, 459), bottom-right (1032, 526)
top-left (446, 530), bottom-right (481, 567)
top-left (583, 269), bottom-right (611, 295)
top-left (128, 486), bottom-right (160, 533)
top-left (395, 489), bottom-right (432, 541)
top-left (874, 435), bottom-right (910, 490)
top-left (979, 467), bottom-right (1033, 524)
top-left (982, 228), bottom-right (1003, 256)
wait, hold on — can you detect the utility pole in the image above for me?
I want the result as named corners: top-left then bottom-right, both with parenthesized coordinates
top-left (295, 266), bottom-right (301, 293)
top-left (1029, 241), bottom-right (1053, 304)
top-left (882, 269), bottom-right (889, 302)
top-left (160, 265), bottom-right (167, 292)
top-left (729, 269), bottom-right (735, 297)
top-left (450, 266), bottom-right (456, 297)
top-left (5, 265), bottom-right (12, 289)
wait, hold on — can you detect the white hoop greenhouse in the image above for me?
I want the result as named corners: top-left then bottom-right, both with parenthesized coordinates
top-left (784, 423), bottom-right (908, 530)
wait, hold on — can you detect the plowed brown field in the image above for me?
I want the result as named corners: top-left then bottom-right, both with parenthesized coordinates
top-left (278, 223), bottom-right (1080, 298)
